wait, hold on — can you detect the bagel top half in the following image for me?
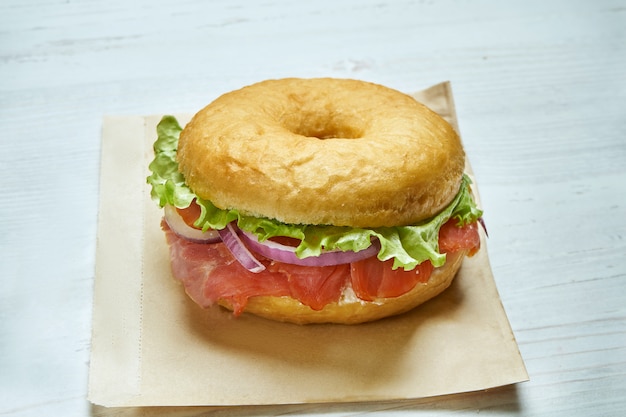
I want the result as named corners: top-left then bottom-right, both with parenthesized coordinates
top-left (176, 78), bottom-right (465, 228)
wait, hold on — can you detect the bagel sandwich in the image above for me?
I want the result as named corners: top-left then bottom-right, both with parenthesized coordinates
top-left (147, 78), bottom-right (483, 324)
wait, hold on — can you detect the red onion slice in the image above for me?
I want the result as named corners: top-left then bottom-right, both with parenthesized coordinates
top-left (164, 205), bottom-right (221, 243)
top-left (218, 222), bottom-right (266, 273)
top-left (478, 217), bottom-right (489, 237)
top-left (239, 230), bottom-right (380, 267)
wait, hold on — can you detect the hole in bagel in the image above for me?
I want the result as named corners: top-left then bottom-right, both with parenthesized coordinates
top-left (281, 110), bottom-right (366, 140)
top-left (299, 124), bottom-right (363, 140)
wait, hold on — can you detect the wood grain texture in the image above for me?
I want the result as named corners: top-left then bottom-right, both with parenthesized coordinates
top-left (0, 0), bottom-right (624, 416)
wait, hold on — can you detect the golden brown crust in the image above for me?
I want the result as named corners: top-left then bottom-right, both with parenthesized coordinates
top-left (177, 78), bottom-right (465, 227)
top-left (218, 250), bottom-right (467, 325)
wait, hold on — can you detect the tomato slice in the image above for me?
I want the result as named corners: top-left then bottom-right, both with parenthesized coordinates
top-left (439, 219), bottom-right (481, 256)
top-left (176, 200), bottom-right (202, 229)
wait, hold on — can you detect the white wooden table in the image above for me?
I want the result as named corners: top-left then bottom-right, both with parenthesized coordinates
top-left (1, 1), bottom-right (624, 416)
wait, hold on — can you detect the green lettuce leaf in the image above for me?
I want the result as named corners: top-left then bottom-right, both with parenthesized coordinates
top-left (146, 116), bottom-right (196, 208)
top-left (147, 116), bottom-right (483, 271)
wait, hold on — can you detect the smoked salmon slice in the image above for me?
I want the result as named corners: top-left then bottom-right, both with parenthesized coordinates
top-left (162, 218), bottom-right (480, 314)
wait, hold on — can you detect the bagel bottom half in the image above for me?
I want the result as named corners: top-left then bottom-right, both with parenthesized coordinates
top-left (218, 250), bottom-right (467, 325)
